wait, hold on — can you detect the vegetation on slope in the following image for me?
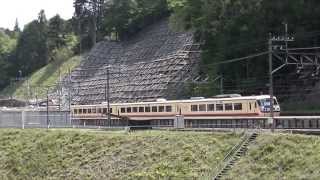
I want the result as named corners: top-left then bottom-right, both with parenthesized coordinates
top-left (0, 29), bottom-right (17, 89)
top-left (0, 11), bottom-right (78, 92)
top-left (0, 129), bottom-right (240, 179)
top-left (1, 53), bottom-right (82, 99)
top-left (225, 133), bottom-right (320, 180)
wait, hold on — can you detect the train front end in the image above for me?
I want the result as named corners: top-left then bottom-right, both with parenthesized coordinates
top-left (257, 95), bottom-right (280, 116)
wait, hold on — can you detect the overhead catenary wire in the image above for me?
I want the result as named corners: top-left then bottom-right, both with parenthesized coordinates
top-left (201, 51), bottom-right (269, 67)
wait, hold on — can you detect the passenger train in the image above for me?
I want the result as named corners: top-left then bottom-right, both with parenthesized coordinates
top-left (71, 94), bottom-right (280, 126)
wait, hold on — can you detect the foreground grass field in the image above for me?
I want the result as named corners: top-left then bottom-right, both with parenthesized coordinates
top-left (226, 133), bottom-right (320, 180)
top-left (0, 129), bottom-right (240, 179)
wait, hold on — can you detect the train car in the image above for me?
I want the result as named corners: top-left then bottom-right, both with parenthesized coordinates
top-left (71, 94), bottom-right (280, 126)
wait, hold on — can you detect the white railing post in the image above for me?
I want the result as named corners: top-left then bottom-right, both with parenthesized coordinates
top-left (21, 111), bottom-right (25, 129)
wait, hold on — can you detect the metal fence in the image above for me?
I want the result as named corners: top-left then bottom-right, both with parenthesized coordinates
top-left (2, 109), bottom-right (320, 130)
top-left (0, 110), bottom-right (71, 128)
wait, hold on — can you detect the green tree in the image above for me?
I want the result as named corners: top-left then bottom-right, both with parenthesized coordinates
top-left (74, 0), bottom-right (168, 44)
top-left (168, 0), bottom-right (320, 96)
top-left (14, 18), bottom-right (21, 33)
top-left (0, 31), bottom-right (16, 88)
top-left (102, 0), bottom-right (169, 40)
top-left (12, 10), bottom-right (49, 76)
top-left (48, 15), bottom-right (66, 50)
top-left (103, 0), bottom-right (134, 40)
top-left (74, 0), bottom-right (105, 48)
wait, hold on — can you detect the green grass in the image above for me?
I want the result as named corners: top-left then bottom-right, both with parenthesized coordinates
top-left (0, 129), bottom-right (240, 180)
top-left (1, 54), bottom-right (82, 99)
top-left (225, 133), bottom-right (320, 180)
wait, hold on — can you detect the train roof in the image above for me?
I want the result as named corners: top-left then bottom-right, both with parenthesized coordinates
top-left (73, 95), bottom-right (276, 107)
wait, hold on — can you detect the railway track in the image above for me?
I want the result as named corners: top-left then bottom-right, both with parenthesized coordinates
top-left (72, 115), bottom-right (320, 130)
top-left (281, 112), bottom-right (320, 116)
top-left (184, 116), bottom-right (320, 129)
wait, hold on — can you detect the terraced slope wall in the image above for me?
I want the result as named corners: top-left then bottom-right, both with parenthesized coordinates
top-left (67, 19), bottom-right (200, 104)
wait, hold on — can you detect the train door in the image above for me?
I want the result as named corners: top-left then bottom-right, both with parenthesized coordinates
top-left (249, 101), bottom-right (255, 113)
top-left (247, 101), bottom-right (256, 114)
top-left (254, 101), bottom-right (259, 114)
top-left (176, 103), bottom-right (182, 115)
top-left (248, 101), bottom-right (252, 113)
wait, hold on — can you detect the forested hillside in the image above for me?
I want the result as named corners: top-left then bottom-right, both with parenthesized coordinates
top-left (169, 0), bottom-right (320, 97)
top-left (1, 0), bottom-right (320, 108)
top-left (0, 12), bottom-right (78, 93)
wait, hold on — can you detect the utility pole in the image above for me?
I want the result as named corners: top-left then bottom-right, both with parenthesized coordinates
top-left (284, 23), bottom-right (289, 64)
top-left (78, 17), bottom-right (82, 55)
top-left (26, 79), bottom-right (30, 104)
top-left (68, 68), bottom-right (72, 125)
top-left (268, 33), bottom-right (275, 132)
top-left (268, 23), bottom-right (294, 132)
top-left (46, 87), bottom-right (49, 129)
top-left (104, 83), bottom-right (107, 101)
top-left (58, 68), bottom-right (61, 112)
top-left (220, 75), bottom-right (224, 94)
top-left (107, 66), bottom-right (111, 127)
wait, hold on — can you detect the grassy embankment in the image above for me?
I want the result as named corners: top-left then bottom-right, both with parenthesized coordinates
top-left (1, 55), bottom-right (82, 99)
top-left (0, 129), bottom-right (240, 179)
top-left (225, 133), bottom-right (320, 180)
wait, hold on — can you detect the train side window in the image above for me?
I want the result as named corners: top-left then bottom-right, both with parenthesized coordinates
top-left (88, 109), bottom-right (92, 113)
top-left (92, 109), bottom-right (96, 113)
top-left (199, 104), bottom-right (206, 111)
top-left (255, 102), bottom-right (257, 108)
top-left (103, 108), bottom-right (107, 114)
top-left (152, 106), bottom-right (157, 112)
top-left (234, 103), bottom-right (242, 110)
top-left (73, 109), bottom-right (77, 114)
top-left (139, 107), bottom-right (144, 112)
top-left (83, 109), bottom-right (87, 114)
top-left (145, 107), bottom-right (151, 112)
top-left (249, 103), bottom-right (252, 110)
top-left (79, 109), bottom-right (83, 114)
top-left (191, 105), bottom-right (198, 112)
top-left (133, 107), bottom-right (138, 112)
top-left (98, 108), bottom-right (102, 113)
top-left (159, 106), bottom-right (165, 112)
top-left (165, 106), bottom-right (172, 112)
top-left (121, 108), bottom-right (126, 113)
top-left (109, 108), bottom-right (112, 113)
top-left (216, 104), bottom-right (223, 111)
top-left (207, 104), bottom-right (215, 111)
top-left (225, 104), bottom-right (233, 111)
top-left (127, 107), bottom-right (132, 113)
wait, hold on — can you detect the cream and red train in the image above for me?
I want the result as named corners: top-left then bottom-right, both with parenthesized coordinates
top-left (72, 95), bottom-right (280, 123)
